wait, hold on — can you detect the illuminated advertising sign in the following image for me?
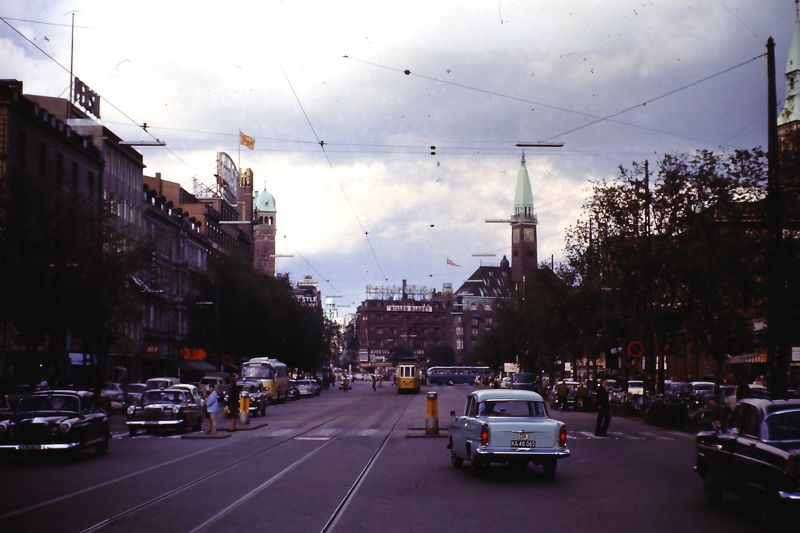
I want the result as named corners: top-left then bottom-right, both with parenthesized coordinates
top-left (216, 152), bottom-right (239, 206)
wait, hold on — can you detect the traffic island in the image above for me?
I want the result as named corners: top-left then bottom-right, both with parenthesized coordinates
top-left (219, 420), bottom-right (270, 432)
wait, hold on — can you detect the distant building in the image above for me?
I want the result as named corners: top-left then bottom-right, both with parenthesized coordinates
top-left (253, 183), bottom-right (277, 276)
top-left (294, 275), bottom-right (322, 309)
top-left (354, 281), bottom-right (452, 370)
top-left (451, 256), bottom-right (514, 362)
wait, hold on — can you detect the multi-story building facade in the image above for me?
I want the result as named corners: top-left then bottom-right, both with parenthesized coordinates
top-left (139, 182), bottom-right (212, 379)
top-left (451, 257), bottom-right (513, 363)
top-left (253, 183), bottom-right (277, 276)
top-left (355, 281), bottom-right (452, 370)
top-left (0, 79), bottom-right (104, 384)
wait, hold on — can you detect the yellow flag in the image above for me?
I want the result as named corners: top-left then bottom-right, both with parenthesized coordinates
top-left (239, 131), bottom-right (255, 150)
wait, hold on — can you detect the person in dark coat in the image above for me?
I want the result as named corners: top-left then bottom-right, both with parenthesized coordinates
top-left (595, 380), bottom-right (611, 436)
top-left (227, 374), bottom-right (241, 432)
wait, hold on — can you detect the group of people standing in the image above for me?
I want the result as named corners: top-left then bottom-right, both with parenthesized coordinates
top-left (204, 373), bottom-right (241, 434)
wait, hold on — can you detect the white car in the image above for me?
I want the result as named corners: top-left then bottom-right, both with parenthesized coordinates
top-left (172, 383), bottom-right (205, 409)
top-left (448, 389), bottom-right (571, 478)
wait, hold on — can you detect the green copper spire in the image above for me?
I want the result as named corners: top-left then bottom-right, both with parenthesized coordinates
top-left (254, 184), bottom-right (276, 212)
top-left (779, 2), bottom-right (800, 125)
top-left (513, 153), bottom-right (535, 221)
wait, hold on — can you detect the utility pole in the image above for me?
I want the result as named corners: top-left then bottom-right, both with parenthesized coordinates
top-left (766, 37), bottom-right (787, 399)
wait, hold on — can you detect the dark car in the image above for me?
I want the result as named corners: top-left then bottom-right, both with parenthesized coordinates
top-left (0, 394), bottom-right (12, 422)
top-left (237, 379), bottom-right (268, 416)
top-left (287, 380), bottom-right (300, 401)
top-left (124, 383), bottom-right (148, 406)
top-left (510, 372), bottom-right (535, 391)
top-left (126, 388), bottom-right (203, 435)
top-left (695, 398), bottom-right (800, 521)
top-left (0, 390), bottom-right (110, 455)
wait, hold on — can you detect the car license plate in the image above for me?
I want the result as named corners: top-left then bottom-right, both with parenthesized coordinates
top-left (511, 440), bottom-right (535, 448)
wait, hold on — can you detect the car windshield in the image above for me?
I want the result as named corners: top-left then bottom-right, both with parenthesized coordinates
top-left (766, 411), bottom-right (800, 441)
top-left (478, 400), bottom-right (546, 417)
top-left (667, 383), bottom-right (689, 395)
top-left (512, 373), bottom-right (532, 383)
top-left (692, 383), bottom-right (714, 393)
top-left (142, 390), bottom-right (184, 404)
top-left (243, 364), bottom-right (273, 379)
top-left (126, 384), bottom-right (147, 393)
top-left (17, 394), bottom-right (79, 414)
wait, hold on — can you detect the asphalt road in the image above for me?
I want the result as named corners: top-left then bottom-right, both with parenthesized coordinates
top-left (0, 381), bottom-right (772, 533)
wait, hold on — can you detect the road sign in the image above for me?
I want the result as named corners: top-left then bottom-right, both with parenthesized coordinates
top-left (627, 340), bottom-right (645, 358)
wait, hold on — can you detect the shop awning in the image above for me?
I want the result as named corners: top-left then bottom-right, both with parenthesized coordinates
top-left (181, 360), bottom-right (217, 372)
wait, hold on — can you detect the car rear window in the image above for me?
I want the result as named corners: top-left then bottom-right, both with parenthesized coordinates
top-left (766, 411), bottom-right (800, 441)
top-left (478, 400), bottom-right (546, 417)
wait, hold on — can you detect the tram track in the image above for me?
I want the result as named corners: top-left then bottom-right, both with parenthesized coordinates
top-left (72, 406), bottom-right (362, 533)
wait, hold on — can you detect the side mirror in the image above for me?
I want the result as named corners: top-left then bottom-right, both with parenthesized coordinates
top-left (450, 410), bottom-right (456, 417)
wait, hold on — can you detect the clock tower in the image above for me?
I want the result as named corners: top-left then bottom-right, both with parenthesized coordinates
top-left (510, 154), bottom-right (538, 285)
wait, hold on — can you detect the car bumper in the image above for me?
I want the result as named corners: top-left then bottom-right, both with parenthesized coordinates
top-left (0, 442), bottom-right (80, 450)
top-left (127, 419), bottom-right (182, 427)
top-left (778, 490), bottom-right (800, 501)
top-left (475, 446), bottom-right (571, 458)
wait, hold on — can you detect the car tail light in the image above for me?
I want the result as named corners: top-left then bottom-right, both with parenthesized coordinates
top-left (480, 424), bottom-right (489, 446)
top-left (786, 454), bottom-right (798, 479)
top-left (559, 425), bottom-right (567, 447)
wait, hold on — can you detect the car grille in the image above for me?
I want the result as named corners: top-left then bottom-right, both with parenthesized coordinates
top-left (16, 424), bottom-right (52, 444)
top-left (144, 407), bottom-right (165, 419)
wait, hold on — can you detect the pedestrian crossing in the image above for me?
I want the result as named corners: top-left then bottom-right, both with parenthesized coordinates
top-left (113, 427), bottom-right (695, 441)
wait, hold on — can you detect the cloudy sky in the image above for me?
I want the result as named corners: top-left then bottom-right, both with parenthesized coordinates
top-left (2, 0), bottom-right (796, 310)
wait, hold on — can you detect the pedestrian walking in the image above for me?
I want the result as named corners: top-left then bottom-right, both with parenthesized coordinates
top-left (595, 380), bottom-right (611, 436)
top-left (227, 374), bottom-right (241, 432)
top-left (371, 374), bottom-right (377, 391)
top-left (205, 385), bottom-right (221, 433)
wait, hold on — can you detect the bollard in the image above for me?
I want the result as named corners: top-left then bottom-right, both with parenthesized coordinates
top-left (425, 391), bottom-right (439, 435)
top-left (240, 391), bottom-right (250, 425)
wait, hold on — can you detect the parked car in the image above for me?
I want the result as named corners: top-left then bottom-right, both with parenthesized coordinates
top-left (237, 379), bottom-right (268, 416)
top-left (0, 390), bottom-right (110, 455)
top-left (124, 383), bottom-right (148, 406)
top-left (287, 380), bottom-right (300, 401)
top-left (0, 394), bottom-right (13, 421)
top-left (510, 372), bottom-right (535, 391)
top-left (126, 388), bottom-right (203, 435)
top-left (500, 376), bottom-right (512, 389)
top-left (172, 383), bottom-right (205, 409)
top-left (695, 398), bottom-right (800, 522)
top-left (297, 379), bottom-right (318, 398)
top-left (448, 389), bottom-right (570, 478)
top-left (100, 382), bottom-right (124, 403)
top-left (144, 377), bottom-right (180, 390)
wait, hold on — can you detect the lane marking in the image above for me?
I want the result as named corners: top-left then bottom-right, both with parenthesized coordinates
top-left (638, 431), bottom-right (673, 441)
top-left (578, 431), bottom-right (596, 439)
top-left (0, 442), bottom-right (228, 520)
top-left (357, 429), bottom-right (378, 437)
top-left (266, 429), bottom-right (294, 437)
top-left (188, 439), bottom-right (336, 533)
top-left (295, 437), bottom-right (331, 441)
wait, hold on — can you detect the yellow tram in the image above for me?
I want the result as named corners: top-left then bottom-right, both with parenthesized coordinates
top-left (396, 363), bottom-right (420, 394)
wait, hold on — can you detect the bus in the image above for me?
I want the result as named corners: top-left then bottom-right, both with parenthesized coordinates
top-left (396, 363), bottom-right (420, 394)
top-left (241, 357), bottom-right (290, 403)
top-left (427, 366), bottom-right (492, 385)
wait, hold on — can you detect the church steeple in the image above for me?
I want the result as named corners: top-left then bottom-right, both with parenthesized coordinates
top-left (513, 152), bottom-right (536, 221)
top-left (779, 0), bottom-right (800, 126)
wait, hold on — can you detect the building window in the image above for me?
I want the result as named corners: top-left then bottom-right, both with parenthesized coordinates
top-left (71, 162), bottom-right (79, 191)
top-left (56, 152), bottom-right (64, 185)
top-left (471, 328), bottom-right (479, 337)
top-left (456, 339), bottom-right (464, 350)
top-left (456, 327), bottom-right (463, 336)
top-left (38, 142), bottom-right (46, 177)
top-left (17, 130), bottom-right (27, 165)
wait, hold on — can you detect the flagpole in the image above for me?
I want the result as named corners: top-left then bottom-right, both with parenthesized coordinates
top-left (238, 130), bottom-right (241, 171)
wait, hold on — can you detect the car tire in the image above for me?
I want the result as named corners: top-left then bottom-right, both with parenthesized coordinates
top-left (703, 468), bottom-right (722, 504)
top-left (95, 437), bottom-right (109, 455)
top-left (128, 427), bottom-right (137, 437)
top-left (469, 454), bottom-right (485, 477)
top-left (451, 451), bottom-right (463, 468)
top-left (542, 458), bottom-right (557, 480)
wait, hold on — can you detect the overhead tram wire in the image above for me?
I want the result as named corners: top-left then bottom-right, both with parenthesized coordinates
top-left (271, 46), bottom-right (390, 283)
top-left (543, 53), bottom-right (767, 141)
top-left (343, 55), bottom-right (739, 149)
top-left (0, 15), bottom-right (95, 29)
top-left (292, 250), bottom-right (354, 308)
top-left (0, 16), bottom-right (210, 186)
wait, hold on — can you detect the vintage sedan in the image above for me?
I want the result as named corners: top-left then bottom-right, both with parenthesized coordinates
top-left (0, 390), bottom-right (110, 455)
top-left (448, 389), bottom-right (570, 478)
top-left (695, 398), bottom-right (800, 520)
top-left (126, 388), bottom-right (203, 435)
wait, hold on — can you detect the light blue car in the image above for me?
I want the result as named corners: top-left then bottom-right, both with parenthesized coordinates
top-left (448, 389), bottom-right (571, 478)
